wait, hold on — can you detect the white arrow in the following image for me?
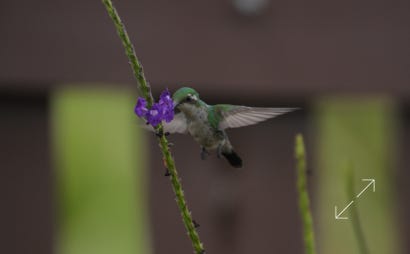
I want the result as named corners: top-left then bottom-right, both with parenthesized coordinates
top-left (356, 179), bottom-right (376, 198)
top-left (335, 201), bottom-right (354, 220)
top-left (335, 178), bottom-right (376, 220)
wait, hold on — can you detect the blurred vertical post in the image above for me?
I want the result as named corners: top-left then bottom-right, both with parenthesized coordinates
top-left (52, 87), bottom-right (151, 254)
top-left (315, 97), bottom-right (402, 254)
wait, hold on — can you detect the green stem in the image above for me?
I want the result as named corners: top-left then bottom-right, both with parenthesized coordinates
top-left (346, 167), bottom-right (370, 254)
top-left (295, 134), bottom-right (317, 254)
top-left (158, 133), bottom-right (203, 252)
top-left (101, 0), bottom-right (154, 107)
top-left (101, 1), bottom-right (204, 253)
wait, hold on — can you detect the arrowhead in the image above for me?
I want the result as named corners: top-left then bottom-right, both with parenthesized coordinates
top-left (334, 206), bottom-right (349, 220)
top-left (362, 178), bottom-right (376, 192)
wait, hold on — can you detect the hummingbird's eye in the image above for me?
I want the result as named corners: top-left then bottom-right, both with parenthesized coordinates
top-left (186, 96), bottom-right (192, 102)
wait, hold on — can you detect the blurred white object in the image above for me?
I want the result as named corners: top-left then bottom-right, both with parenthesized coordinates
top-left (232, 0), bottom-right (270, 16)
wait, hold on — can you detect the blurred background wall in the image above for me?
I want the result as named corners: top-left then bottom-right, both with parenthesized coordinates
top-left (1, 0), bottom-right (409, 254)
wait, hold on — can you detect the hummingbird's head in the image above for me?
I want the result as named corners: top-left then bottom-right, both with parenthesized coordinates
top-left (172, 87), bottom-right (200, 108)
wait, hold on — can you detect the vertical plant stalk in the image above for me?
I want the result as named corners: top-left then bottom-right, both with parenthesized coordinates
top-left (295, 134), bottom-right (317, 254)
top-left (346, 167), bottom-right (370, 254)
top-left (101, 0), bottom-right (154, 107)
top-left (101, 1), bottom-right (204, 253)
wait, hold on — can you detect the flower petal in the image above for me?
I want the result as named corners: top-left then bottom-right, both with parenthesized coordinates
top-left (135, 97), bottom-right (148, 117)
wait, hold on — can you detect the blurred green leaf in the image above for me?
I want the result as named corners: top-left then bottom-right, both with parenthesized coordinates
top-left (315, 97), bottom-right (401, 254)
top-left (52, 87), bottom-right (151, 254)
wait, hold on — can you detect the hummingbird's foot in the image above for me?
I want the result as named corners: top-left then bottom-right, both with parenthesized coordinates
top-left (200, 147), bottom-right (209, 160)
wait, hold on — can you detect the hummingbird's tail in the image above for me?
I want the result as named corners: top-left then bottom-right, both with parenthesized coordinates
top-left (222, 150), bottom-right (243, 168)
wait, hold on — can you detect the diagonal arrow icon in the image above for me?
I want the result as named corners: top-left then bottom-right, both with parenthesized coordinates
top-left (356, 179), bottom-right (376, 198)
top-left (335, 201), bottom-right (354, 220)
top-left (334, 178), bottom-right (376, 220)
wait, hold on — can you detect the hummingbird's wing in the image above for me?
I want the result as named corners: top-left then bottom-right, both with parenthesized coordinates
top-left (214, 105), bottom-right (296, 130)
top-left (140, 112), bottom-right (188, 134)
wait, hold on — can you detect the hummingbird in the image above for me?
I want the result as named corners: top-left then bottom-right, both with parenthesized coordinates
top-left (162, 87), bottom-right (296, 168)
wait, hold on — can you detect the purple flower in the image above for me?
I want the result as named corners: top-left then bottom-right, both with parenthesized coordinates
top-left (158, 89), bottom-right (175, 123)
top-left (134, 89), bottom-right (175, 127)
top-left (163, 108), bottom-right (174, 123)
top-left (146, 103), bottom-right (163, 127)
top-left (134, 98), bottom-right (148, 117)
top-left (159, 89), bottom-right (173, 106)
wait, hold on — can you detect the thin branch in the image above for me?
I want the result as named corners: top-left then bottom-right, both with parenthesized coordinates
top-left (101, 0), bottom-right (154, 107)
top-left (295, 134), bottom-right (317, 254)
top-left (101, 1), bottom-right (204, 253)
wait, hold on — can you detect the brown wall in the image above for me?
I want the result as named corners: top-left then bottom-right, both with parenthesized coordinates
top-left (0, 0), bottom-right (410, 97)
top-left (0, 91), bottom-right (53, 254)
top-left (1, 0), bottom-right (410, 253)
